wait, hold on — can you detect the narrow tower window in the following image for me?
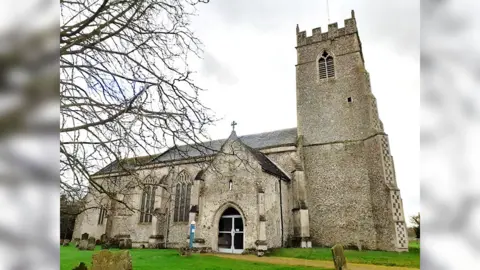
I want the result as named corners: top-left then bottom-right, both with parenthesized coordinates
top-left (347, 97), bottom-right (352, 103)
top-left (318, 51), bottom-right (335, 79)
top-left (229, 180), bottom-right (233, 191)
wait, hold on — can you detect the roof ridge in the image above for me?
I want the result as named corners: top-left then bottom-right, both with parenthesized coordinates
top-left (162, 127), bottom-right (297, 148)
top-left (239, 127), bottom-right (297, 138)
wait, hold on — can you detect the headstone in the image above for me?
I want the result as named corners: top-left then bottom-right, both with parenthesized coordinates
top-left (106, 238), bottom-right (119, 249)
top-left (331, 244), bottom-right (348, 270)
top-left (63, 239), bottom-right (70, 246)
top-left (81, 233), bottom-right (89, 240)
top-left (91, 250), bottom-right (132, 270)
top-left (118, 239), bottom-right (125, 249)
top-left (72, 262), bottom-right (88, 270)
top-left (78, 240), bottom-right (88, 250)
top-left (60, 239), bottom-right (64, 245)
top-left (87, 237), bottom-right (96, 250)
top-left (124, 239), bottom-right (132, 249)
top-left (100, 234), bottom-right (107, 244)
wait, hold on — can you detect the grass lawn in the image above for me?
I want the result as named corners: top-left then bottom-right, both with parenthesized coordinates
top-left (268, 241), bottom-right (420, 268)
top-left (60, 246), bottom-right (328, 270)
top-left (409, 239), bottom-right (420, 250)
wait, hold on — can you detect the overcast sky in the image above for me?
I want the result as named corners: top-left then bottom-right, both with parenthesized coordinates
top-left (188, 0), bottom-right (419, 225)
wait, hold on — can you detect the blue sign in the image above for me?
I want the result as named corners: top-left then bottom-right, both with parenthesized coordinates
top-left (189, 221), bottom-right (196, 248)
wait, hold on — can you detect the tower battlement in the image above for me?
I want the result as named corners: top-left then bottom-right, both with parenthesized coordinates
top-left (296, 10), bottom-right (357, 47)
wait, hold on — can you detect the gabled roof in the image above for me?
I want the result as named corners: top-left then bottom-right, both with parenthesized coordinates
top-left (151, 127), bottom-right (297, 163)
top-left (94, 127), bottom-right (297, 176)
top-left (202, 130), bottom-right (291, 181)
top-left (243, 144), bottom-right (291, 181)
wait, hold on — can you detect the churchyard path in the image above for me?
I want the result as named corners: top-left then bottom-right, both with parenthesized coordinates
top-left (203, 253), bottom-right (420, 270)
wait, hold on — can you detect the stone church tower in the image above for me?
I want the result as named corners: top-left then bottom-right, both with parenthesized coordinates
top-left (295, 11), bottom-right (408, 251)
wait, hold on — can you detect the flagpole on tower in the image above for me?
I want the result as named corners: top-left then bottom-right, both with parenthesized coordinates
top-left (326, 0), bottom-right (330, 24)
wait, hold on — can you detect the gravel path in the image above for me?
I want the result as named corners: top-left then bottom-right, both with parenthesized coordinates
top-left (202, 254), bottom-right (420, 270)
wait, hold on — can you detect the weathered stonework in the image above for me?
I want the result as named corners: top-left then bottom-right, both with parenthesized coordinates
top-left (296, 10), bottom-right (407, 252)
top-left (73, 10), bottom-right (408, 253)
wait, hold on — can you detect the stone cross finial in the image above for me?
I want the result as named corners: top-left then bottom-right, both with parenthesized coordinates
top-left (231, 121), bottom-right (237, 131)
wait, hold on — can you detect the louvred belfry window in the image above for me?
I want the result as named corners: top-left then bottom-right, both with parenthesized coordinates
top-left (318, 51), bottom-right (335, 79)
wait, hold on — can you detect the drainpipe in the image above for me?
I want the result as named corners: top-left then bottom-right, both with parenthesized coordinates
top-left (278, 178), bottom-right (284, 248)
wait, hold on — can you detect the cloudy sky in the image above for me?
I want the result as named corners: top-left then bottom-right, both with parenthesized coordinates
top-left (188, 0), bottom-right (419, 224)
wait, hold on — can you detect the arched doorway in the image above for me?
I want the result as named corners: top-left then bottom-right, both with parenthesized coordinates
top-left (218, 207), bottom-right (244, 254)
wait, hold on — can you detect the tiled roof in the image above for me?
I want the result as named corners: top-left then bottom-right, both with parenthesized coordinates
top-left (94, 127), bottom-right (297, 175)
top-left (93, 155), bottom-right (157, 176)
top-left (151, 128), bottom-right (297, 163)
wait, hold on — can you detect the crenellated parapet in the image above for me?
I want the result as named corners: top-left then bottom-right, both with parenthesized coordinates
top-left (296, 10), bottom-right (357, 47)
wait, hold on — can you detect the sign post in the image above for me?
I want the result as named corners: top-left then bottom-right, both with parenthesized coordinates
top-left (189, 220), bottom-right (196, 248)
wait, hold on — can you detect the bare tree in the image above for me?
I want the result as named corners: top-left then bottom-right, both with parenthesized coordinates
top-left (60, 0), bottom-right (216, 205)
top-left (410, 213), bottom-right (420, 239)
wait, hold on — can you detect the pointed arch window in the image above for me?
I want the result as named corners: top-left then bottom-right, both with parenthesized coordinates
top-left (318, 51), bottom-right (335, 79)
top-left (174, 171), bottom-right (192, 222)
top-left (140, 184), bottom-right (157, 223)
top-left (97, 207), bottom-right (107, 225)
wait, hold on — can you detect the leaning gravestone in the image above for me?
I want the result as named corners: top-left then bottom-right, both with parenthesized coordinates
top-left (91, 250), bottom-right (132, 270)
top-left (86, 237), bottom-right (96, 250)
top-left (63, 239), bottom-right (70, 247)
top-left (331, 244), bottom-right (348, 270)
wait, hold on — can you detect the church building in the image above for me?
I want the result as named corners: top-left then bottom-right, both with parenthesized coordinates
top-left (73, 11), bottom-right (409, 253)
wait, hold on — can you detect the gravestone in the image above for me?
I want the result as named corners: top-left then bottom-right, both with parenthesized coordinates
top-left (78, 239), bottom-right (88, 250)
top-left (72, 262), bottom-right (88, 270)
top-left (87, 237), bottom-right (96, 250)
top-left (331, 244), bottom-right (348, 270)
top-left (124, 239), bottom-right (132, 249)
top-left (63, 239), bottom-right (70, 246)
top-left (100, 234), bottom-right (107, 244)
top-left (118, 239), bottom-right (125, 249)
top-left (60, 239), bottom-right (64, 245)
top-left (91, 250), bottom-right (132, 270)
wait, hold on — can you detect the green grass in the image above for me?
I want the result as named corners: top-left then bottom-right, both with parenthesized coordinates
top-left (268, 241), bottom-right (420, 268)
top-left (60, 246), bottom-right (327, 270)
top-left (409, 240), bottom-right (420, 250)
